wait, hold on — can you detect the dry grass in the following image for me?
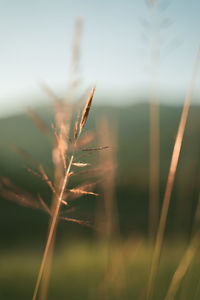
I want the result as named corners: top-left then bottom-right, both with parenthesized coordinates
top-left (95, 118), bottom-right (122, 299)
top-left (32, 155), bottom-right (74, 300)
top-left (31, 85), bottom-right (103, 300)
top-left (39, 17), bottom-right (83, 300)
top-left (146, 45), bottom-right (200, 300)
top-left (164, 193), bottom-right (200, 299)
top-left (149, 100), bottom-right (160, 242)
top-left (1, 83), bottom-right (106, 300)
top-left (147, 0), bottom-right (161, 243)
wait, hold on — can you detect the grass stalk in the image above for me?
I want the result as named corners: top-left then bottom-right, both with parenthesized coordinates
top-left (165, 196), bottom-right (200, 300)
top-left (38, 18), bottom-right (83, 300)
top-left (32, 155), bottom-right (74, 300)
top-left (149, 98), bottom-right (160, 242)
top-left (33, 86), bottom-right (95, 300)
top-left (148, 0), bottom-right (160, 242)
top-left (146, 45), bottom-right (200, 300)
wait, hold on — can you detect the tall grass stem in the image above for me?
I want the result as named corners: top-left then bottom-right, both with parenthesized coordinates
top-left (32, 155), bottom-right (74, 300)
top-left (146, 45), bottom-right (200, 300)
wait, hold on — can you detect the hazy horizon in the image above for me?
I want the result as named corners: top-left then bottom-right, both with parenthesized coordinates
top-left (1, 0), bottom-right (200, 115)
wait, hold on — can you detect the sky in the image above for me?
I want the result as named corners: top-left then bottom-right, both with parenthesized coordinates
top-left (0, 0), bottom-right (200, 115)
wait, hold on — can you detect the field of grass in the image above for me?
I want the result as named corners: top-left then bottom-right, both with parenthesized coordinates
top-left (1, 241), bottom-right (200, 300)
top-left (1, 102), bottom-right (200, 299)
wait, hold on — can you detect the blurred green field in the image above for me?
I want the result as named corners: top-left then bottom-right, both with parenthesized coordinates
top-left (1, 102), bottom-right (200, 299)
top-left (1, 241), bottom-right (200, 300)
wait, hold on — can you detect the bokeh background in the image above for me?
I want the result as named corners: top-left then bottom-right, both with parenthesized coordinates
top-left (1, 0), bottom-right (200, 299)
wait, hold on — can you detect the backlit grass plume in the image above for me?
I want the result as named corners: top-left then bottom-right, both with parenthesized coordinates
top-left (0, 87), bottom-right (109, 300)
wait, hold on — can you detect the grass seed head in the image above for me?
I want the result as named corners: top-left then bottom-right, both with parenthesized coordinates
top-left (79, 87), bottom-right (95, 136)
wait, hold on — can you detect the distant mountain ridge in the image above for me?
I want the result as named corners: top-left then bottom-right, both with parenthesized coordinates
top-left (0, 102), bottom-right (200, 185)
top-left (0, 102), bottom-right (200, 241)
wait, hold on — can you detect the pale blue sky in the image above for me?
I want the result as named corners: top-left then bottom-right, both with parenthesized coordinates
top-left (0, 0), bottom-right (200, 115)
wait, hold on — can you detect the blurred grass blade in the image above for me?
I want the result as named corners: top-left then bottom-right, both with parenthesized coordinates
top-left (146, 45), bottom-right (200, 300)
top-left (165, 230), bottom-right (200, 300)
top-left (32, 155), bottom-right (74, 300)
